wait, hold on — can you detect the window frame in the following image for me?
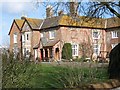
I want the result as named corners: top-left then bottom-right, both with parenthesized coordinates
top-left (93, 44), bottom-right (100, 55)
top-left (26, 34), bottom-right (29, 40)
top-left (92, 31), bottom-right (100, 39)
top-left (13, 33), bottom-right (17, 43)
top-left (72, 43), bottom-right (79, 56)
top-left (111, 31), bottom-right (118, 38)
top-left (49, 31), bottom-right (55, 39)
top-left (41, 33), bottom-right (44, 38)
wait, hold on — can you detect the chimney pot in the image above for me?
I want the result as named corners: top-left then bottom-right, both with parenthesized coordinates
top-left (58, 10), bottom-right (64, 16)
top-left (69, 2), bottom-right (78, 16)
top-left (46, 5), bottom-right (53, 18)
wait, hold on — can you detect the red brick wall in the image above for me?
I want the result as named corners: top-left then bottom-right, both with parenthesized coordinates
top-left (31, 31), bottom-right (40, 55)
top-left (9, 22), bottom-right (21, 52)
top-left (106, 28), bottom-right (120, 53)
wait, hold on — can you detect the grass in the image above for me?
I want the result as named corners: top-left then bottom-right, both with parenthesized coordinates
top-left (2, 61), bottom-right (109, 89)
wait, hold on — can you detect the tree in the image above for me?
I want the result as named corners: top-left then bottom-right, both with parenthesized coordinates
top-left (34, 1), bottom-right (120, 18)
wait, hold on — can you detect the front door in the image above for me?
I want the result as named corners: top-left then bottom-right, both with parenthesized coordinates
top-left (40, 49), bottom-right (43, 60)
top-left (55, 48), bottom-right (59, 61)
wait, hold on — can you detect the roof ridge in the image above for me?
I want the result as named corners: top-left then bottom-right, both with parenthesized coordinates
top-left (25, 17), bottom-right (43, 20)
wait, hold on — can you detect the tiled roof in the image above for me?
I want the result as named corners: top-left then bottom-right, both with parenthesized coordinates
top-left (15, 19), bottom-right (24, 30)
top-left (40, 37), bottom-right (60, 47)
top-left (40, 15), bottom-right (120, 30)
top-left (59, 15), bottom-right (106, 29)
top-left (106, 17), bottom-right (120, 28)
top-left (8, 19), bottom-right (24, 35)
top-left (41, 16), bottom-right (61, 29)
top-left (25, 18), bottom-right (43, 30)
top-left (43, 39), bottom-right (60, 47)
top-left (9, 15), bottom-right (120, 36)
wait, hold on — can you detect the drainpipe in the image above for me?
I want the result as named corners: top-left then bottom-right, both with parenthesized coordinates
top-left (38, 19), bottom-right (45, 61)
top-left (20, 32), bottom-right (22, 61)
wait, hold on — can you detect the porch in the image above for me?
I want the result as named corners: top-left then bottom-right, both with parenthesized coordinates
top-left (34, 39), bottom-right (61, 62)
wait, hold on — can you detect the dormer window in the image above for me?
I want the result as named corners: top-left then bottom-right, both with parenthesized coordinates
top-left (49, 31), bottom-right (55, 39)
top-left (13, 33), bottom-right (17, 43)
top-left (111, 31), bottom-right (118, 38)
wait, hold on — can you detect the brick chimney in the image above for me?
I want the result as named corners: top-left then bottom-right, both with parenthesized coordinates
top-left (46, 5), bottom-right (53, 18)
top-left (69, 2), bottom-right (78, 16)
top-left (58, 10), bottom-right (64, 16)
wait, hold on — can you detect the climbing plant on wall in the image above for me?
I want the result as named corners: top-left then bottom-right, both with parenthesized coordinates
top-left (62, 43), bottom-right (72, 60)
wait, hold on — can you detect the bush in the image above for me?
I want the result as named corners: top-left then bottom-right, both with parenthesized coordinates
top-left (62, 43), bottom-right (72, 60)
top-left (2, 51), bottom-right (35, 88)
top-left (48, 66), bottom-right (108, 88)
top-left (108, 43), bottom-right (120, 79)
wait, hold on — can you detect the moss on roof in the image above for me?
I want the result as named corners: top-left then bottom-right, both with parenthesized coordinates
top-left (8, 19), bottom-right (24, 35)
top-left (12, 15), bottom-right (120, 33)
top-left (25, 18), bottom-right (43, 29)
top-left (106, 17), bottom-right (120, 28)
top-left (40, 15), bottom-right (120, 29)
top-left (59, 15), bottom-right (106, 29)
top-left (15, 19), bottom-right (24, 30)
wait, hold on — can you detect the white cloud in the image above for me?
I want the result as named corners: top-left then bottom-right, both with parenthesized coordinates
top-left (2, 2), bottom-right (34, 15)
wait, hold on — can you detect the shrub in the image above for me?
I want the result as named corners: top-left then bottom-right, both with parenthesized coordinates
top-left (108, 43), bottom-right (120, 79)
top-left (48, 66), bottom-right (108, 88)
top-left (2, 51), bottom-right (35, 88)
top-left (62, 43), bottom-right (72, 60)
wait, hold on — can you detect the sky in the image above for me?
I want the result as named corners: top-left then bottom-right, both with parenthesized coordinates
top-left (0, 0), bottom-right (46, 47)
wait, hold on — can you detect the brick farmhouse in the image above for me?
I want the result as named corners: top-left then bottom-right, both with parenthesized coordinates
top-left (9, 6), bottom-right (120, 62)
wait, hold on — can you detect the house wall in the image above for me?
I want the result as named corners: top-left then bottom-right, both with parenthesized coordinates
top-left (9, 22), bottom-right (21, 52)
top-left (22, 22), bottom-right (41, 59)
top-left (40, 26), bottom-right (107, 60)
top-left (59, 27), bottom-right (107, 58)
top-left (40, 27), bottom-right (61, 41)
top-left (32, 31), bottom-right (40, 57)
top-left (106, 27), bottom-right (120, 53)
top-left (22, 22), bottom-right (31, 56)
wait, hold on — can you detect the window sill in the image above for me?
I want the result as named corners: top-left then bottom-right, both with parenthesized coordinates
top-left (93, 38), bottom-right (100, 39)
top-left (49, 38), bottom-right (55, 40)
top-left (112, 37), bottom-right (118, 39)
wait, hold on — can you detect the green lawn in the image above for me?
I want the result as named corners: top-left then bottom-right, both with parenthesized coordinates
top-left (2, 61), bottom-right (109, 88)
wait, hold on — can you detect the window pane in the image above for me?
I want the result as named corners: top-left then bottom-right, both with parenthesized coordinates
top-left (14, 33), bottom-right (17, 43)
top-left (27, 34), bottom-right (29, 40)
top-left (72, 44), bottom-right (78, 56)
top-left (49, 31), bottom-right (55, 39)
top-left (112, 31), bottom-right (118, 38)
top-left (93, 31), bottom-right (99, 39)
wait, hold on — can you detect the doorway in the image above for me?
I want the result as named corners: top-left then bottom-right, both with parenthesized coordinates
top-left (40, 49), bottom-right (43, 60)
top-left (55, 48), bottom-right (59, 60)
